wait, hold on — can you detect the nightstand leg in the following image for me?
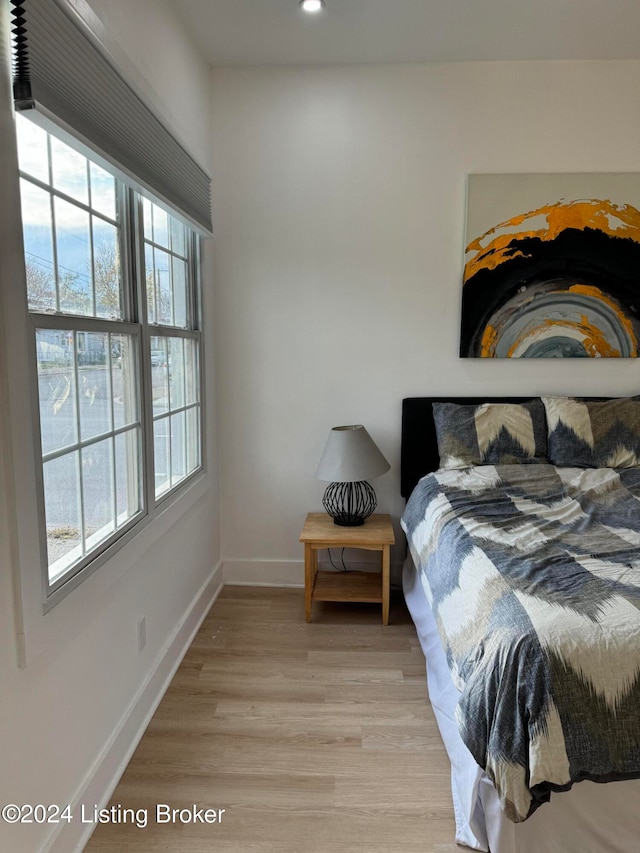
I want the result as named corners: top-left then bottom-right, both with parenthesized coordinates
top-left (381, 544), bottom-right (390, 625)
top-left (305, 543), bottom-right (315, 623)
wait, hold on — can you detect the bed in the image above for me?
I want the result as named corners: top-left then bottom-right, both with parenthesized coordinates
top-left (400, 396), bottom-right (640, 853)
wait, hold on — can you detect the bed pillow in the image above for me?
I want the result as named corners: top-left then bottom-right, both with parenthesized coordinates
top-left (433, 400), bottom-right (548, 469)
top-left (542, 396), bottom-right (640, 468)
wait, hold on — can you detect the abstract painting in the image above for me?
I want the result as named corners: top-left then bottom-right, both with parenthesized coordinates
top-left (460, 173), bottom-right (640, 358)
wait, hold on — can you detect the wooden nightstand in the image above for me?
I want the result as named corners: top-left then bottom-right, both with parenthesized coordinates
top-left (300, 512), bottom-right (395, 625)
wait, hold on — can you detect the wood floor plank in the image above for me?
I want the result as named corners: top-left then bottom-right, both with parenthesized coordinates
top-left (84, 587), bottom-right (456, 852)
top-left (212, 698), bottom-right (432, 723)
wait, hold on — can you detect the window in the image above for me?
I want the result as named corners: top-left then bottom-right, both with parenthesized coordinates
top-left (16, 115), bottom-right (203, 598)
top-left (142, 198), bottom-right (202, 498)
top-left (151, 334), bottom-right (201, 499)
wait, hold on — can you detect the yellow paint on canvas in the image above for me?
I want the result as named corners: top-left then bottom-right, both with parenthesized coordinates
top-left (567, 284), bottom-right (637, 356)
top-left (496, 317), bottom-right (621, 358)
top-left (465, 198), bottom-right (640, 283)
top-left (478, 284), bottom-right (637, 358)
top-left (479, 324), bottom-right (499, 357)
top-left (535, 317), bottom-right (621, 358)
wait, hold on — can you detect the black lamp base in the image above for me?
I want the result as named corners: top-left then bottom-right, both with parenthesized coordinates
top-left (332, 514), bottom-right (365, 527)
top-left (322, 481), bottom-right (376, 527)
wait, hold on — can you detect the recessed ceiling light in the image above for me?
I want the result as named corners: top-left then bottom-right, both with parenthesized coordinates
top-left (299, 0), bottom-right (325, 13)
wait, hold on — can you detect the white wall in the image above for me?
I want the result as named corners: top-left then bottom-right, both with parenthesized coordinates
top-left (0, 2), bottom-right (219, 851)
top-left (211, 61), bottom-right (640, 584)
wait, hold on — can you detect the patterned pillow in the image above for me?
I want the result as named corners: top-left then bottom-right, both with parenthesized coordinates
top-left (542, 396), bottom-right (640, 468)
top-left (433, 400), bottom-right (548, 469)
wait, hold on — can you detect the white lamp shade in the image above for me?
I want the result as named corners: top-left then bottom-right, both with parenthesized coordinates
top-left (315, 425), bottom-right (390, 483)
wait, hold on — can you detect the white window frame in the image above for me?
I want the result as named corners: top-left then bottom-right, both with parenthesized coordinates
top-left (136, 196), bottom-right (203, 507)
top-left (17, 120), bottom-right (205, 610)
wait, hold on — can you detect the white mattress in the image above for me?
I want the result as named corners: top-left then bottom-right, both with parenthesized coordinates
top-left (403, 557), bottom-right (640, 853)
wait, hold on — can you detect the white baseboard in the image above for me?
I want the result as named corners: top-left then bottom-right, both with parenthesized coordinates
top-left (223, 559), bottom-right (304, 587)
top-left (45, 562), bottom-right (224, 853)
top-left (222, 557), bottom-right (395, 588)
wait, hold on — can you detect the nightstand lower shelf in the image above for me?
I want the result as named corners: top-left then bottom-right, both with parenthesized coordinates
top-left (312, 570), bottom-right (383, 603)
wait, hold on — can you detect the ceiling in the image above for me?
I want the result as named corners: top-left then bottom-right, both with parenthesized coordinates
top-left (173, 0), bottom-right (640, 68)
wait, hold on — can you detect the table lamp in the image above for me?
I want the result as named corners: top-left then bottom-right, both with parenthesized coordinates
top-left (315, 425), bottom-right (390, 526)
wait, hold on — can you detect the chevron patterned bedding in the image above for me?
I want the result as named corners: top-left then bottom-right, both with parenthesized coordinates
top-left (401, 463), bottom-right (640, 823)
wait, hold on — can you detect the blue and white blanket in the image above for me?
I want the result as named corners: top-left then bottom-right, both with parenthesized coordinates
top-left (402, 464), bottom-right (640, 822)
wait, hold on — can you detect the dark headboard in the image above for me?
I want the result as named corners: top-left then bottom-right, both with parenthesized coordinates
top-left (400, 396), bottom-right (535, 499)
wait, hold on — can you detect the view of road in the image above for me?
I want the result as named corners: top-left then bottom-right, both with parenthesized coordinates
top-left (38, 362), bottom-right (175, 569)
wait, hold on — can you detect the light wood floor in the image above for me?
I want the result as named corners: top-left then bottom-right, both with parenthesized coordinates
top-left (85, 586), bottom-right (458, 852)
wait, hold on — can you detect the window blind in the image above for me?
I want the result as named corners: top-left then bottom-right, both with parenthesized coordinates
top-left (10, 0), bottom-right (212, 235)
